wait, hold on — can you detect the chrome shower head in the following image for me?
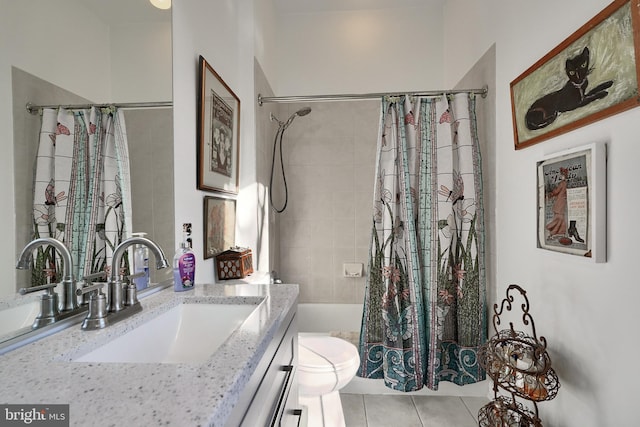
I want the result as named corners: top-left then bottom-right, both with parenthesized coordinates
top-left (275, 107), bottom-right (312, 130)
top-left (295, 107), bottom-right (311, 117)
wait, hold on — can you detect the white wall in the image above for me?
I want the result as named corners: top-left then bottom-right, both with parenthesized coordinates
top-left (172, 0), bottom-right (259, 283)
top-left (254, 60), bottom-right (280, 274)
top-left (444, 1), bottom-right (639, 425)
top-left (111, 22), bottom-right (173, 103)
top-left (254, 0), bottom-right (279, 92)
top-left (0, 7), bottom-right (11, 296)
top-left (274, 4), bottom-right (444, 95)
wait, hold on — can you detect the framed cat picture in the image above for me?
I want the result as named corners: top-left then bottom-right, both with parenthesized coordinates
top-left (511, 0), bottom-right (640, 150)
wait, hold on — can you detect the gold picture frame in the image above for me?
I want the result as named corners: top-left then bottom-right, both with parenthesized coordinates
top-left (197, 55), bottom-right (240, 193)
top-left (203, 195), bottom-right (236, 259)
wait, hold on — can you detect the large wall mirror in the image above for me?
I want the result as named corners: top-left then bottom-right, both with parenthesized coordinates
top-left (2, 0), bottom-right (174, 339)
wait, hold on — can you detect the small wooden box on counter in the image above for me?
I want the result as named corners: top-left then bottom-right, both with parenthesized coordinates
top-left (216, 247), bottom-right (254, 280)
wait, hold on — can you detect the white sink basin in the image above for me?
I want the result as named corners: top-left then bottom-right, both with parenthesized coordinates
top-left (0, 301), bottom-right (39, 336)
top-left (74, 302), bottom-right (263, 364)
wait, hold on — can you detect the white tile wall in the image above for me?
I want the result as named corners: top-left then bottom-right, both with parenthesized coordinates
top-left (125, 108), bottom-right (174, 283)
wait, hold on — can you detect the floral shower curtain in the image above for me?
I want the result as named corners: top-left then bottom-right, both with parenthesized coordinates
top-left (358, 93), bottom-right (487, 391)
top-left (31, 107), bottom-right (132, 286)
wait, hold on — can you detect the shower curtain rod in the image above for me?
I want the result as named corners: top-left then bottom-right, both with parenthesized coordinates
top-left (26, 101), bottom-right (172, 115)
top-left (257, 85), bottom-right (488, 105)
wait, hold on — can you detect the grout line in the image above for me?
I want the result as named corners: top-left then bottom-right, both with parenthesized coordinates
top-left (460, 396), bottom-right (474, 417)
top-left (460, 396), bottom-right (483, 423)
top-left (410, 396), bottom-right (426, 426)
top-left (361, 394), bottom-right (369, 427)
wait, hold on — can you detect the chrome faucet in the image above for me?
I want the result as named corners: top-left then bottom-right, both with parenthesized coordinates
top-left (16, 237), bottom-right (78, 313)
top-left (108, 236), bottom-right (169, 313)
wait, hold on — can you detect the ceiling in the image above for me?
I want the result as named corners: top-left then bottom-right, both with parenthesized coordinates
top-left (83, 0), bottom-right (397, 23)
top-left (273, 0), bottom-right (443, 13)
top-left (81, 1), bottom-right (437, 23)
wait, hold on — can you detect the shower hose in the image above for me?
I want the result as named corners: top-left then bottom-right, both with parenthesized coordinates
top-left (269, 125), bottom-right (288, 213)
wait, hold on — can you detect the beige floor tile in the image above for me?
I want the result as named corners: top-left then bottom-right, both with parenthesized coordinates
top-left (341, 394), bottom-right (367, 427)
top-left (411, 396), bottom-right (477, 427)
top-left (363, 395), bottom-right (422, 427)
top-left (340, 393), bottom-right (489, 427)
top-left (461, 396), bottom-right (490, 422)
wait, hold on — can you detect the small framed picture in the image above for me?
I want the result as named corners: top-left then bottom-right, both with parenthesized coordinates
top-left (203, 195), bottom-right (236, 259)
top-left (197, 55), bottom-right (240, 194)
top-left (536, 142), bottom-right (606, 262)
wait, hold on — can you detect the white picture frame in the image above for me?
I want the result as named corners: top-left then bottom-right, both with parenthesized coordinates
top-left (536, 142), bottom-right (606, 262)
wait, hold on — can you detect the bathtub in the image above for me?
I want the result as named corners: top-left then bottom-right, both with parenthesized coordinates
top-left (296, 303), bottom-right (363, 334)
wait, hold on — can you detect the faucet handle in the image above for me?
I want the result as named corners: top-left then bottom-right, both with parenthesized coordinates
top-left (18, 283), bottom-right (60, 329)
top-left (127, 271), bottom-right (145, 281)
top-left (76, 282), bottom-right (105, 297)
top-left (79, 271), bottom-right (107, 304)
top-left (19, 282), bottom-right (57, 295)
top-left (81, 271), bottom-right (107, 283)
top-left (123, 272), bottom-right (144, 307)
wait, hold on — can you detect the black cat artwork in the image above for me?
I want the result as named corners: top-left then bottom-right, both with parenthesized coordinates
top-left (525, 47), bottom-right (614, 130)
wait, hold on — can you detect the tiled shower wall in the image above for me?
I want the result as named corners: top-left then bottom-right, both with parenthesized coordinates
top-left (276, 100), bottom-right (380, 304)
top-left (125, 108), bottom-right (174, 283)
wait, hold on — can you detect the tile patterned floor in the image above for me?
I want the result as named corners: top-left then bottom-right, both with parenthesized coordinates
top-left (341, 393), bottom-right (488, 427)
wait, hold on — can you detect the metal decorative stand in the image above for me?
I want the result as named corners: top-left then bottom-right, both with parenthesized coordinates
top-left (478, 285), bottom-right (560, 426)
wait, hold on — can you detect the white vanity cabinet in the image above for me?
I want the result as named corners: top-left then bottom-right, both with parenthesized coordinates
top-left (227, 303), bottom-right (302, 426)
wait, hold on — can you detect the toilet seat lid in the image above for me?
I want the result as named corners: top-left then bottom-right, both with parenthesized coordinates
top-left (298, 336), bottom-right (359, 370)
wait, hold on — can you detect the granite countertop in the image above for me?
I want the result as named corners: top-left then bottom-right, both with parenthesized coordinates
top-left (0, 280), bottom-right (299, 426)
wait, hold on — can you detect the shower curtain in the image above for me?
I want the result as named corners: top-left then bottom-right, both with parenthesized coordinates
top-left (358, 93), bottom-right (486, 391)
top-left (31, 107), bottom-right (132, 286)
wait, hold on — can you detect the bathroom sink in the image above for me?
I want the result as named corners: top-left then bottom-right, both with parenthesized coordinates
top-left (74, 301), bottom-right (264, 364)
top-left (0, 300), bottom-right (39, 337)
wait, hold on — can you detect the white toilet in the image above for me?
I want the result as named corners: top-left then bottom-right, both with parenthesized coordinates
top-left (297, 335), bottom-right (360, 427)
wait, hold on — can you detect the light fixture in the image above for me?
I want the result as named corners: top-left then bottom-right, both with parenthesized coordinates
top-left (150, 0), bottom-right (171, 10)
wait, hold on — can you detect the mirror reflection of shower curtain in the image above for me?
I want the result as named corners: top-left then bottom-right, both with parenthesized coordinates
top-left (31, 107), bottom-right (132, 286)
top-left (358, 93), bottom-right (487, 392)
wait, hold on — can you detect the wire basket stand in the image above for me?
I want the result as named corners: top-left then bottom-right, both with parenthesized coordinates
top-left (478, 284), bottom-right (560, 426)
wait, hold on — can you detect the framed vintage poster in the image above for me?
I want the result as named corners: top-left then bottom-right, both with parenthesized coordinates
top-left (203, 195), bottom-right (236, 259)
top-left (197, 55), bottom-right (240, 193)
top-left (536, 143), bottom-right (606, 262)
top-left (511, 0), bottom-right (640, 149)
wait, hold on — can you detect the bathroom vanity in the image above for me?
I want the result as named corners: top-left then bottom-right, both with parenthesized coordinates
top-left (0, 281), bottom-right (299, 426)
top-left (227, 293), bottom-right (300, 426)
